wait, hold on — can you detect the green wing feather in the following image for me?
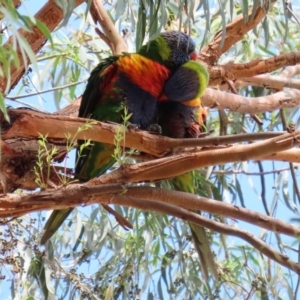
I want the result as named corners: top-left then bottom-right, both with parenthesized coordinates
top-left (40, 57), bottom-right (120, 245)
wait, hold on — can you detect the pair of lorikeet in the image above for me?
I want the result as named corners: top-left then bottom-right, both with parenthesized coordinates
top-left (41, 31), bottom-right (218, 279)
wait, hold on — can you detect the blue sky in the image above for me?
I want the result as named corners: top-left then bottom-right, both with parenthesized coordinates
top-left (1, 1), bottom-right (300, 299)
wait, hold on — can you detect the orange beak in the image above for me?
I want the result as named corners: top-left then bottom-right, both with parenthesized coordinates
top-left (190, 51), bottom-right (198, 61)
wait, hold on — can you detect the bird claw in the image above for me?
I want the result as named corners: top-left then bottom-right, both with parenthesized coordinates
top-left (147, 124), bottom-right (162, 135)
top-left (127, 122), bottom-right (140, 130)
top-left (105, 120), bottom-right (140, 130)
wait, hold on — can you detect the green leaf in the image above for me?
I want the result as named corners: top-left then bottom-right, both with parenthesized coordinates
top-left (0, 93), bottom-right (9, 122)
top-left (136, 0), bottom-right (147, 50)
top-left (36, 20), bottom-right (54, 48)
top-left (55, 0), bottom-right (76, 28)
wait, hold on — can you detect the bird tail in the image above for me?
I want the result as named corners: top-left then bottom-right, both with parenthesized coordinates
top-left (171, 172), bottom-right (219, 281)
top-left (40, 209), bottom-right (73, 245)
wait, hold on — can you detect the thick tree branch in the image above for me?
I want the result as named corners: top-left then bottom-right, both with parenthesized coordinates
top-left (91, 131), bottom-right (300, 184)
top-left (3, 109), bottom-right (288, 157)
top-left (199, 3), bottom-right (275, 65)
top-left (262, 149), bottom-right (300, 163)
top-left (0, 109), bottom-right (211, 157)
top-left (2, 184), bottom-right (300, 273)
top-left (1, 184), bottom-right (299, 239)
top-left (202, 87), bottom-right (300, 113)
top-left (1, 108), bottom-right (294, 192)
top-left (207, 52), bottom-right (300, 86)
top-left (90, 0), bottom-right (127, 55)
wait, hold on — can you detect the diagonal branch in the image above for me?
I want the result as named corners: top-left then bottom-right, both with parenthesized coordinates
top-left (2, 109), bottom-right (288, 157)
top-left (207, 52), bottom-right (300, 86)
top-left (1, 184), bottom-right (300, 238)
top-left (92, 130), bottom-right (300, 183)
top-left (1, 184), bottom-right (300, 273)
top-left (199, 3), bottom-right (275, 65)
top-left (90, 0), bottom-right (127, 55)
top-left (108, 195), bottom-right (300, 275)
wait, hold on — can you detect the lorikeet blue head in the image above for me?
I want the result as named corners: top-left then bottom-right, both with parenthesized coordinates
top-left (138, 31), bottom-right (197, 68)
top-left (162, 60), bottom-right (209, 103)
top-left (158, 60), bottom-right (209, 138)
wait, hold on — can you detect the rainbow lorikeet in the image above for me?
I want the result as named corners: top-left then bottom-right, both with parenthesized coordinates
top-left (158, 60), bottom-right (219, 280)
top-left (40, 31), bottom-right (198, 245)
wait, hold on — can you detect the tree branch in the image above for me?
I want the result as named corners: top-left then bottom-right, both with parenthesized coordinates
top-left (262, 149), bottom-right (300, 163)
top-left (2, 109), bottom-right (288, 158)
top-left (207, 52), bottom-right (300, 86)
top-left (235, 74), bottom-right (300, 90)
top-left (2, 184), bottom-right (300, 273)
top-left (108, 195), bottom-right (300, 275)
top-left (91, 130), bottom-right (300, 184)
top-left (1, 108), bottom-right (296, 192)
top-left (199, 3), bottom-right (275, 65)
top-left (90, 0), bottom-right (127, 55)
top-left (202, 87), bottom-right (300, 113)
top-left (3, 183), bottom-right (300, 239)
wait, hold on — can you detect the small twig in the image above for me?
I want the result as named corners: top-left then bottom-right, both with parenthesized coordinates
top-left (218, 110), bottom-right (228, 136)
top-left (257, 161), bottom-right (270, 216)
top-left (122, 28), bottom-right (131, 44)
top-left (95, 28), bottom-right (114, 52)
top-left (226, 79), bottom-right (238, 94)
top-left (6, 79), bottom-right (87, 100)
top-left (102, 204), bottom-right (132, 230)
top-left (294, 243), bottom-right (300, 298)
top-left (290, 165), bottom-right (300, 205)
top-left (280, 110), bottom-right (300, 204)
top-left (6, 99), bottom-right (50, 113)
top-left (212, 167), bottom-right (290, 176)
top-left (285, 0), bottom-right (300, 26)
top-left (90, 0), bottom-right (127, 55)
top-left (250, 114), bottom-right (263, 126)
